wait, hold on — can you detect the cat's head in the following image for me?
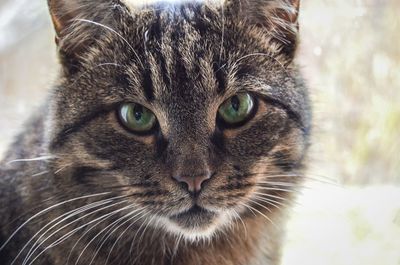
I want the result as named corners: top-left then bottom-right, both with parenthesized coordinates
top-left (46, 0), bottom-right (310, 241)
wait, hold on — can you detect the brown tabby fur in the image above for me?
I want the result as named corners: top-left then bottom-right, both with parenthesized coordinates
top-left (0, 0), bottom-right (311, 264)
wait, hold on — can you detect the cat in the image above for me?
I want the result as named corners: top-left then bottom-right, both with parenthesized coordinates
top-left (0, 0), bottom-right (311, 264)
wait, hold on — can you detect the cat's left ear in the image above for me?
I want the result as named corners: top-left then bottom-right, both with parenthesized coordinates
top-left (226, 0), bottom-right (300, 57)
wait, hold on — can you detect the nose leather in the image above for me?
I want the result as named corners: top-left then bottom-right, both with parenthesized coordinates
top-left (173, 173), bottom-right (211, 193)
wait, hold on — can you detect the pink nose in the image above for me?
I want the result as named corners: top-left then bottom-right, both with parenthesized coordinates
top-left (173, 173), bottom-right (211, 193)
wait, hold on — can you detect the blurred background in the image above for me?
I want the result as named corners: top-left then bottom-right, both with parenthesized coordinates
top-left (0, 0), bottom-right (399, 264)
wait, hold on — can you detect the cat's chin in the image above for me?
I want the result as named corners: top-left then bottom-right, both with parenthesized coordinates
top-left (159, 206), bottom-right (232, 242)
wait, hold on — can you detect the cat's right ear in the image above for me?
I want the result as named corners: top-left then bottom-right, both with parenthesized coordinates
top-left (47, 0), bottom-right (127, 72)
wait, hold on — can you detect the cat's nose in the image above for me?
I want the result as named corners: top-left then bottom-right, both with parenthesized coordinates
top-left (173, 173), bottom-right (211, 193)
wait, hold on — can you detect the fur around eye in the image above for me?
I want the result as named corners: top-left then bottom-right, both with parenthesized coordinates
top-left (218, 93), bottom-right (255, 126)
top-left (118, 103), bottom-right (157, 133)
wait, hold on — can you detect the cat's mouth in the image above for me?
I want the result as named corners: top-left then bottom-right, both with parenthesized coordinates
top-left (160, 205), bottom-right (233, 240)
top-left (169, 205), bottom-right (216, 230)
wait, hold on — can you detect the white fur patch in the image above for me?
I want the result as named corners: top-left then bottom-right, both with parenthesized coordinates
top-left (157, 210), bottom-right (235, 243)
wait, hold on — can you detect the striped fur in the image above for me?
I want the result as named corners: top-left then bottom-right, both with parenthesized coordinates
top-left (0, 0), bottom-right (310, 264)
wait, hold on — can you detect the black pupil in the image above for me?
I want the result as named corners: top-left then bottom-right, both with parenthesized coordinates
top-left (133, 105), bottom-right (143, 121)
top-left (231, 96), bottom-right (240, 111)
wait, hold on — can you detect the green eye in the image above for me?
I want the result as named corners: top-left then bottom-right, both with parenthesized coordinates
top-left (218, 93), bottom-right (255, 125)
top-left (118, 103), bottom-right (156, 133)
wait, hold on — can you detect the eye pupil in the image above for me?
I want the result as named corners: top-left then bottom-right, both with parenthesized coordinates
top-left (231, 96), bottom-right (240, 111)
top-left (134, 105), bottom-right (143, 120)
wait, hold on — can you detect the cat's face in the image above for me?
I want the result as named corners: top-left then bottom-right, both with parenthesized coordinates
top-left (47, 0), bottom-right (310, 240)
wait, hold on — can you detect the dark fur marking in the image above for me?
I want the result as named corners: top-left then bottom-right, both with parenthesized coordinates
top-left (143, 70), bottom-right (155, 101)
top-left (233, 165), bottom-right (241, 171)
top-left (227, 174), bottom-right (246, 181)
top-left (217, 182), bottom-right (252, 191)
top-left (50, 104), bottom-right (119, 150)
top-left (213, 63), bottom-right (227, 94)
top-left (158, 53), bottom-right (172, 89)
top-left (271, 151), bottom-right (296, 171)
top-left (210, 129), bottom-right (225, 151)
top-left (155, 133), bottom-right (169, 159)
top-left (115, 72), bottom-right (131, 88)
top-left (72, 166), bottom-right (102, 184)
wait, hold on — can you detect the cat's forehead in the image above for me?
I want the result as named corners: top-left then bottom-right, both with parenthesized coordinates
top-left (98, 3), bottom-right (232, 102)
top-left (60, 1), bottom-right (304, 125)
top-left (78, 1), bottom-right (283, 98)
top-left (109, 3), bottom-right (275, 100)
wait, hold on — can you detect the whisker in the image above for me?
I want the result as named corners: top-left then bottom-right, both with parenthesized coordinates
top-left (240, 202), bottom-right (277, 229)
top-left (88, 213), bottom-right (136, 263)
top-left (249, 172), bottom-right (338, 185)
top-left (249, 199), bottom-right (273, 213)
top-left (252, 195), bottom-right (285, 210)
top-left (32, 170), bottom-right (50, 177)
top-left (23, 200), bottom-right (129, 265)
top-left (252, 191), bottom-right (289, 202)
top-left (66, 205), bottom-right (139, 265)
top-left (257, 181), bottom-right (302, 187)
top-left (26, 203), bottom-right (134, 265)
top-left (105, 209), bottom-right (149, 265)
top-left (137, 213), bottom-right (157, 247)
top-left (128, 211), bottom-right (153, 261)
top-left (255, 186), bottom-right (297, 193)
top-left (231, 209), bottom-right (248, 239)
top-left (54, 163), bottom-right (73, 175)
top-left (6, 155), bottom-right (54, 165)
top-left (0, 192), bottom-right (110, 252)
top-left (86, 207), bottom-right (145, 265)
top-left (10, 195), bottom-right (125, 265)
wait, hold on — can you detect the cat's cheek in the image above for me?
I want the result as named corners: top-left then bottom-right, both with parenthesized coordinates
top-left (222, 106), bottom-right (289, 158)
top-left (246, 127), bottom-right (307, 197)
top-left (269, 127), bottom-right (308, 170)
